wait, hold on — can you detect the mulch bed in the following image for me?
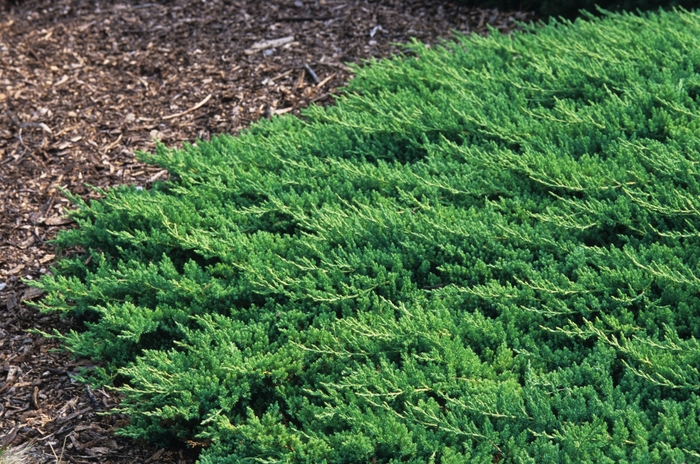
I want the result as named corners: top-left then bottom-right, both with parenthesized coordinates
top-left (0, 0), bottom-right (536, 461)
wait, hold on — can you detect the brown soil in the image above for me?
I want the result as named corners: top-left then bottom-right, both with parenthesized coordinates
top-left (0, 0), bottom-right (536, 462)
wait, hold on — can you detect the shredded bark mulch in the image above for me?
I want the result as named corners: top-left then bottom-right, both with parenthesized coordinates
top-left (0, 0), bottom-right (536, 461)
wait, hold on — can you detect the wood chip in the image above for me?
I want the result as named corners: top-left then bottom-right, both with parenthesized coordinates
top-left (147, 169), bottom-right (168, 183)
top-left (44, 216), bottom-right (74, 226)
top-left (31, 386), bottom-right (40, 409)
top-left (5, 293), bottom-right (17, 311)
top-left (316, 72), bottom-right (337, 89)
top-left (53, 75), bottom-right (70, 87)
top-left (0, 366), bottom-right (22, 395)
top-left (271, 69), bottom-right (295, 81)
top-left (39, 254), bottom-right (56, 264)
top-left (245, 36), bottom-right (295, 54)
top-left (273, 107), bottom-right (294, 115)
top-left (21, 287), bottom-right (45, 301)
top-left (103, 133), bottom-right (123, 152)
top-left (0, 426), bottom-right (18, 447)
top-left (38, 122), bottom-right (52, 134)
top-left (145, 448), bottom-right (165, 463)
top-left (293, 68), bottom-right (306, 91)
top-left (162, 94), bottom-right (212, 120)
top-left (5, 264), bottom-right (25, 276)
top-left (86, 447), bottom-right (112, 456)
top-left (56, 406), bottom-right (92, 424)
top-left (18, 235), bottom-right (35, 249)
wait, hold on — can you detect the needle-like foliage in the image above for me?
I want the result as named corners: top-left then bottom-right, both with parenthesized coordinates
top-left (33, 9), bottom-right (700, 463)
top-left (461, 0), bottom-right (699, 19)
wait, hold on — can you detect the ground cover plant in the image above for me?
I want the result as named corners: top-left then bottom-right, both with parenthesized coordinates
top-left (32, 8), bottom-right (700, 463)
top-left (463, 0), bottom-right (700, 19)
top-left (0, 1), bottom-right (532, 461)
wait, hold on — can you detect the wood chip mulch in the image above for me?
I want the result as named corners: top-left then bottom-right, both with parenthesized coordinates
top-left (0, 0), bottom-right (536, 462)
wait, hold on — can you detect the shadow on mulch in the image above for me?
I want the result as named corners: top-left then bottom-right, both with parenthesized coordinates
top-left (0, 0), bottom-right (536, 461)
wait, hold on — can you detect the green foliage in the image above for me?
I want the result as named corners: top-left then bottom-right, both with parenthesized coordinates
top-left (33, 9), bottom-right (700, 463)
top-left (459, 0), bottom-right (698, 19)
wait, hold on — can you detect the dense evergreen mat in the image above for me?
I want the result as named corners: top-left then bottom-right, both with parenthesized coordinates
top-left (459, 0), bottom-right (699, 19)
top-left (33, 9), bottom-right (700, 463)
